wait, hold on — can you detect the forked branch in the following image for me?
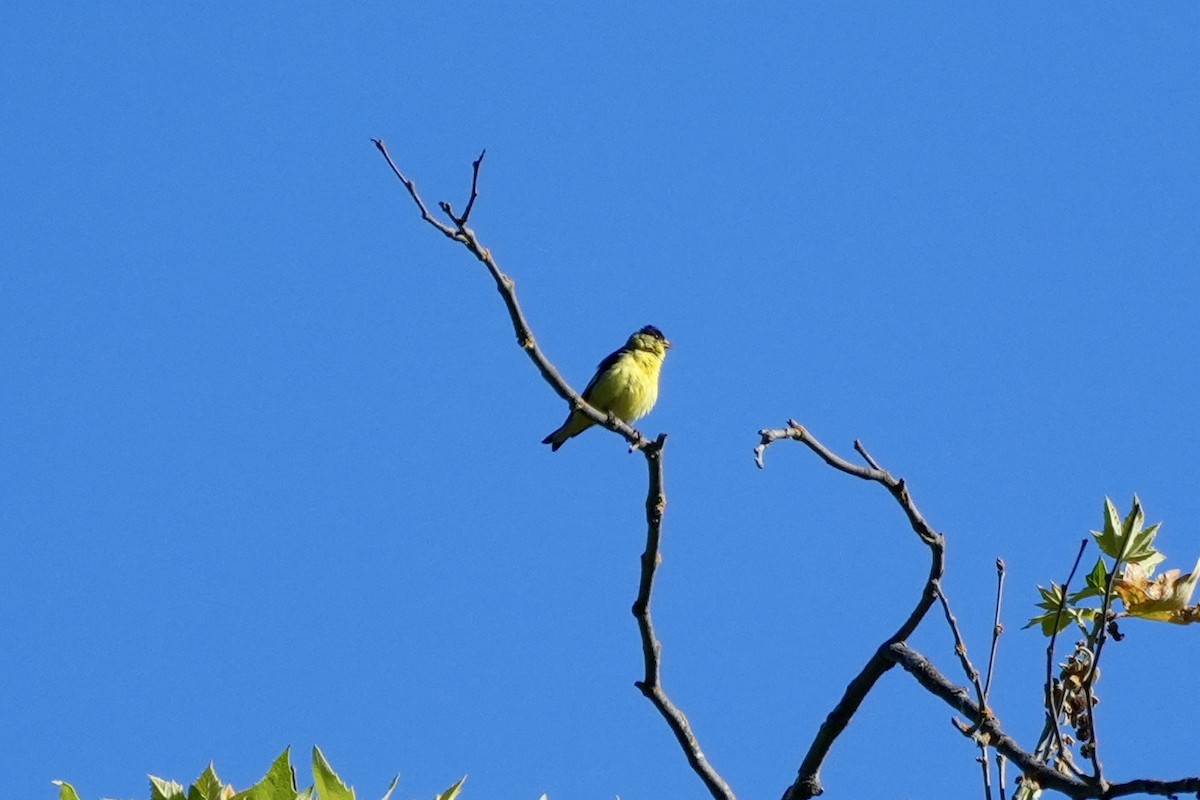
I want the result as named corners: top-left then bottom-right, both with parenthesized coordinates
top-left (374, 143), bottom-right (734, 800)
top-left (757, 421), bottom-right (947, 799)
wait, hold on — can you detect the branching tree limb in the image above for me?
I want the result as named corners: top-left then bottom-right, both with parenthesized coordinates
top-left (373, 143), bottom-right (734, 800)
top-left (757, 421), bottom-right (1200, 800)
top-left (757, 421), bottom-right (947, 800)
top-left (893, 643), bottom-right (1200, 799)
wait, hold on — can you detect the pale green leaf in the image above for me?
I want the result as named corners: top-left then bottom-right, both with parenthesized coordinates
top-left (1023, 609), bottom-right (1073, 636)
top-left (151, 776), bottom-right (188, 800)
top-left (312, 748), bottom-right (355, 800)
top-left (1122, 495), bottom-right (1145, 542)
top-left (1069, 558), bottom-right (1108, 602)
top-left (435, 776), bottom-right (467, 800)
top-left (1092, 497), bottom-right (1124, 558)
top-left (1033, 582), bottom-right (1066, 612)
top-left (52, 781), bottom-right (83, 800)
top-left (1125, 522), bottom-right (1166, 573)
top-left (189, 763), bottom-right (225, 800)
top-left (233, 749), bottom-right (300, 800)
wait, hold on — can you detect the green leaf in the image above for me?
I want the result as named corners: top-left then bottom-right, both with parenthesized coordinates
top-left (1069, 607), bottom-right (1099, 632)
top-left (312, 747), bottom-right (355, 800)
top-left (52, 781), bottom-right (82, 800)
top-left (151, 776), bottom-right (188, 800)
top-left (1092, 497), bottom-right (1124, 558)
top-left (1086, 557), bottom-right (1108, 592)
top-left (435, 776), bottom-right (467, 800)
top-left (1091, 496), bottom-right (1166, 574)
top-left (1033, 583), bottom-right (1066, 612)
top-left (233, 749), bottom-right (300, 800)
top-left (1069, 558), bottom-right (1108, 602)
top-left (1124, 522), bottom-right (1167, 573)
top-left (1122, 495), bottom-right (1145, 542)
top-left (1026, 582), bottom-right (1074, 635)
top-left (1024, 609), bottom-right (1073, 636)
top-left (189, 763), bottom-right (225, 800)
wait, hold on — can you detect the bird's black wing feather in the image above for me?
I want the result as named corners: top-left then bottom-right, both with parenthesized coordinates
top-left (581, 347), bottom-right (629, 401)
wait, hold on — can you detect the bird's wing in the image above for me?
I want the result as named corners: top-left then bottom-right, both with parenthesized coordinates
top-left (581, 346), bottom-right (629, 401)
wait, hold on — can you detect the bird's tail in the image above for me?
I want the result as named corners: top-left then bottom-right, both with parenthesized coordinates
top-left (542, 411), bottom-right (593, 451)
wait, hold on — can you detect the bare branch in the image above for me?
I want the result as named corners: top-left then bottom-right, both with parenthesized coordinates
top-left (934, 584), bottom-right (989, 730)
top-left (935, 581), bottom-right (996, 800)
top-left (632, 435), bottom-right (736, 800)
top-left (371, 139), bottom-right (462, 241)
top-left (765, 424), bottom-right (945, 800)
top-left (461, 149), bottom-right (485, 224)
top-left (437, 150), bottom-right (484, 227)
top-left (892, 643), bottom-right (1200, 799)
top-left (979, 748), bottom-right (995, 800)
top-left (1081, 520), bottom-right (1139, 789)
top-left (853, 439), bottom-right (882, 471)
top-left (888, 643), bottom-right (1091, 798)
top-left (1104, 776), bottom-right (1200, 798)
top-left (976, 560), bottom-right (1009, 800)
top-left (894, 644), bottom-right (1200, 799)
top-left (1040, 539), bottom-right (1089, 774)
top-left (758, 423), bottom-right (1194, 800)
top-left (984, 558), bottom-right (1006, 701)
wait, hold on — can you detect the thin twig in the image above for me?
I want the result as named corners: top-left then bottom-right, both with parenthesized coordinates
top-left (371, 139), bottom-right (461, 241)
top-left (979, 748), bottom-right (994, 800)
top-left (996, 753), bottom-right (1007, 800)
top-left (853, 439), bottom-right (882, 470)
top-left (1081, 512), bottom-right (1139, 789)
top-left (934, 583), bottom-right (988, 722)
top-left (1042, 539), bottom-right (1089, 772)
top-left (438, 149), bottom-right (486, 226)
top-left (761, 423), bottom-right (945, 800)
top-left (460, 149), bottom-right (485, 223)
top-left (983, 559), bottom-right (1006, 700)
top-left (974, 560), bottom-right (1008, 800)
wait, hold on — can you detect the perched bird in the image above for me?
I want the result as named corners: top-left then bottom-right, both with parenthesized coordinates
top-left (542, 325), bottom-right (672, 451)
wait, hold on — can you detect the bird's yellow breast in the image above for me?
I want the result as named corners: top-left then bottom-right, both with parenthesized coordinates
top-left (587, 349), bottom-right (663, 423)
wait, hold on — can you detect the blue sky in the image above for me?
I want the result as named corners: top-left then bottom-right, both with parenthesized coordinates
top-left (4, 4), bottom-right (1199, 799)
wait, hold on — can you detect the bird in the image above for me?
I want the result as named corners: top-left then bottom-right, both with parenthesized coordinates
top-left (542, 325), bottom-right (672, 451)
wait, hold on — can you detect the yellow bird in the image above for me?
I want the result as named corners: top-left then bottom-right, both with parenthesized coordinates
top-left (542, 325), bottom-right (672, 451)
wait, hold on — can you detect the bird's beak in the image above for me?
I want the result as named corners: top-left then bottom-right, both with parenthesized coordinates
top-left (664, 339), bottom-right (673, 350)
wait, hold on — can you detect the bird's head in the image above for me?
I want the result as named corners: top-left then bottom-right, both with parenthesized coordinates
top-left (628, 325), bottom-right (672, 357)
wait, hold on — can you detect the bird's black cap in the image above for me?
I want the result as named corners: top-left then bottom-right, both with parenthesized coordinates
top-left (638, 325), bottom-right (667, 340)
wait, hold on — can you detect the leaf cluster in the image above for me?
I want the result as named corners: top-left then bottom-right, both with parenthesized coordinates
top-left (53, 748), bottom-right (470, 800)
top-left (1026, 497), bottom-right (1200, 636)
